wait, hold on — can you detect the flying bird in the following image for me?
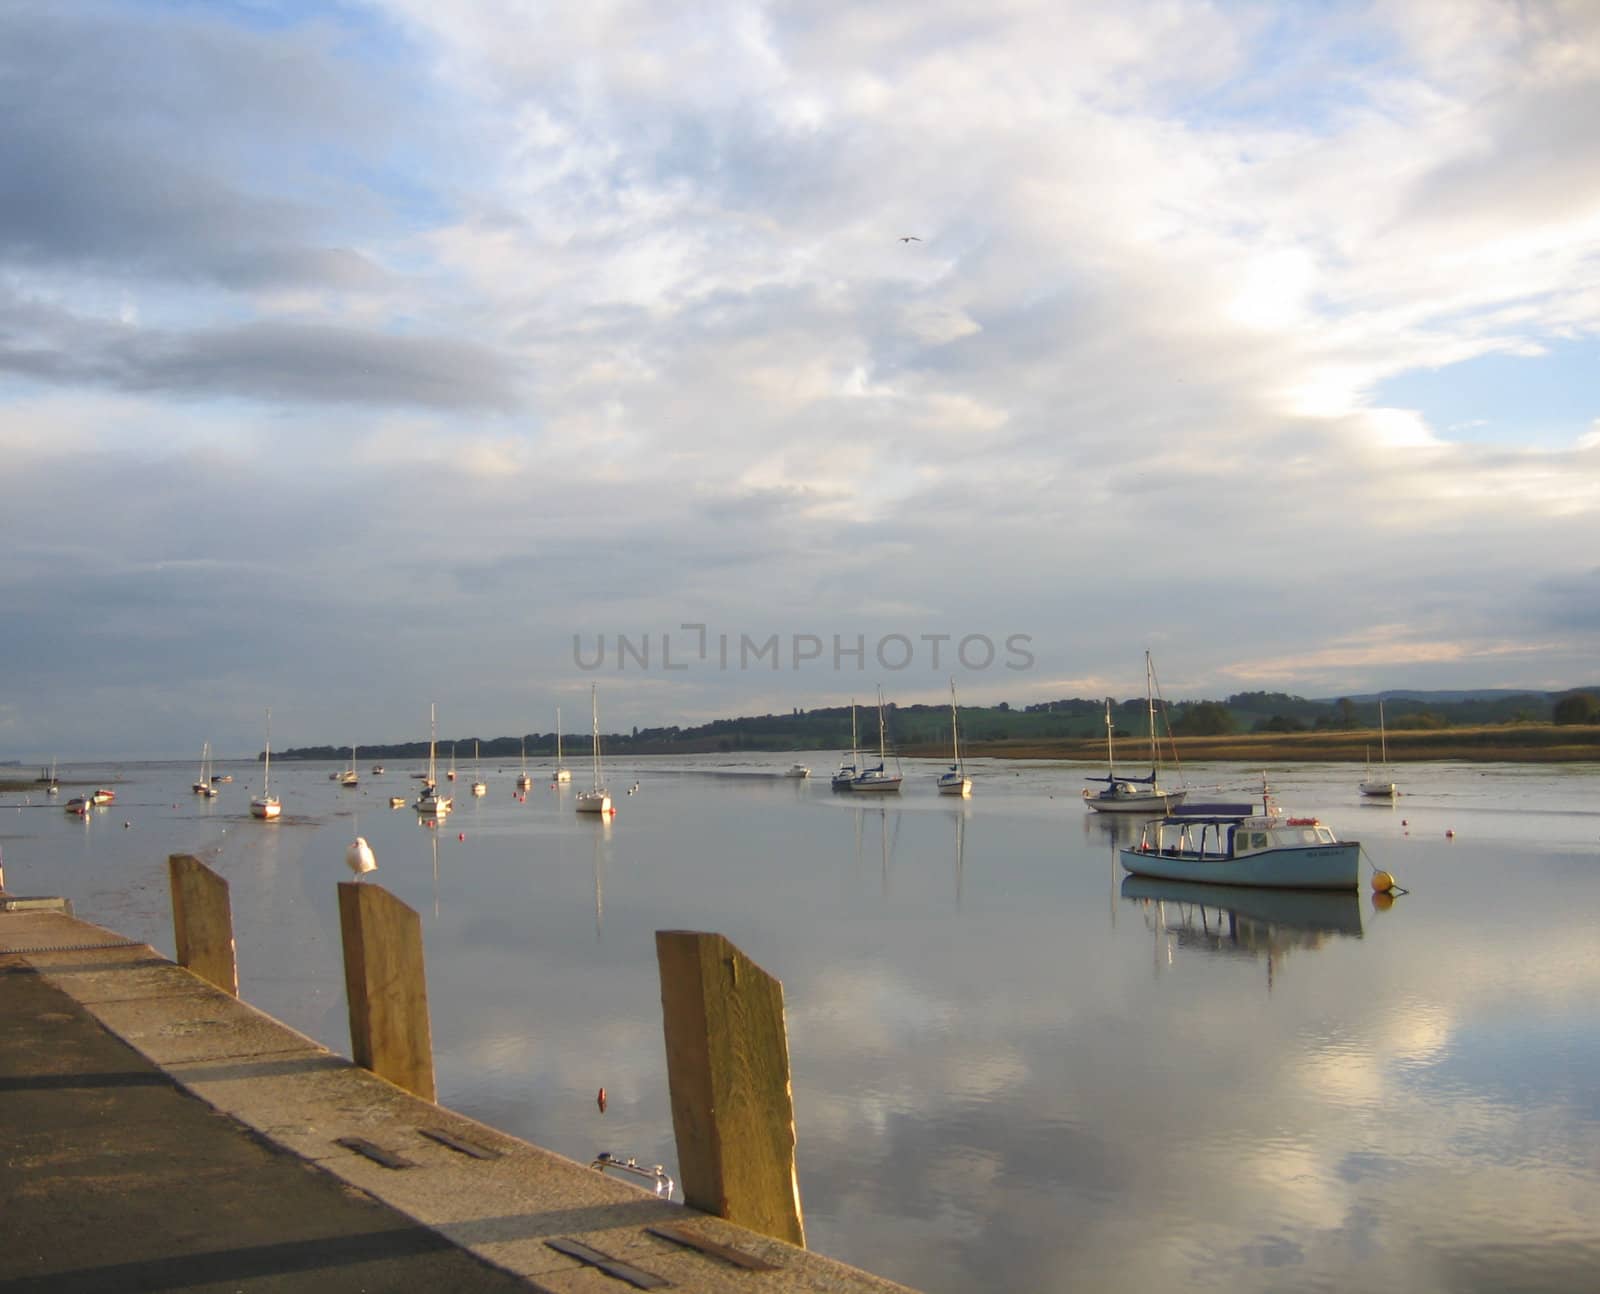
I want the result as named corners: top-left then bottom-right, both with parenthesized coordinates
top-left (899, 236), bottom-right (921, 242)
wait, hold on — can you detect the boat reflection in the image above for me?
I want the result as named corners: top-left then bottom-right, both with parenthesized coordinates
top-left (1121, 875), bottom-right (1362, 987)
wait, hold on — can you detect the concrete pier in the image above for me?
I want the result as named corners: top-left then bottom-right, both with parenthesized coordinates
top-left (0, 904), bottom-right (918, 1293)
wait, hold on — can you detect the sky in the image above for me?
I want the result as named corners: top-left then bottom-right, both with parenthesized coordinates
top-left (3, 0), bottom-right (1598, 760)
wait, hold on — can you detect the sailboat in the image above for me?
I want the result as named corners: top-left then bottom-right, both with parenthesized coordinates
top-left (1360, 700), bottom-right (1398, 798)
top-left (846, 688), bottom-right (903, 792)
top-left (340, 744), bottom-right (359, 787)
top-left (415, 704), bottom-right (453, 817)
top-left (37, 758), bottom-right (59, 795)
top-left (936, 679), bottom-right (972, 796)
top-left (831, 701), bottom-right (860, 789)
top-left (553, 708), bottom-right (572, 783)
top-left (192, 741), bottom-right (219, 797)
top-left (249, 711), bottom-right (281, 820)
top-left (1083, 651), bottom-right (1187, 814)
top-left (446, 743), bottom-right (457, 781)
top-left (470, 740), bottom-right (487, 796)
top-left (576, 685), bottom-right (612, 814)
top-left (516, 736), bottom-right (533, 791)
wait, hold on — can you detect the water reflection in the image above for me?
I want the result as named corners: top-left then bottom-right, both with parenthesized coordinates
top-left (1121, 875), bottom-right (1363, 990)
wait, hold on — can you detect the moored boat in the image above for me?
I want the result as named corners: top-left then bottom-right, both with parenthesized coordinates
top-left (64, 794), bottom-right (92, 815)
top-left (192, 741), bottom-right (219, 797)
top-left (249, 709), bottom-right (281, 820)
top-left (844, 689), bottom-right (902, 792)
top-left (576, 685), bottom-right (612, 814)
top-left (1084, 652), bottom-right (1186, 815)
top-left (1360, 700), bottom-right (1398, 798)
top-left (415, 704), bottom-right (453, 817)
top-left (831, 701), bottom-right (860, 790)
top-left (786, 763), bottom-right (811, 778)
top-left (936, 678), bottom-right (972, 797)
top-left (1120, 799), bottom-right (1360, 891)
top-left (92, 787), bottom-right (116, 805)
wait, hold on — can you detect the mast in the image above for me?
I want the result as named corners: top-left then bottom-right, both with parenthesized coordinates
top-left (949, 678), bottom-right (963, 776)
top-left (1378, 700), bottom-right (1388, 766)
top-left (1104, 699), bottom-right (1116, 777)
top-left (427, 703), bottom-right (437, 785)
top-left (557, 708), bottom-right (563, 764)
top-left (590, 685), bottom-right (602, 790)
top-left (1144, 650), bottom-right (1158, 779)
top-left (263, 710), bottom-right (272, 795)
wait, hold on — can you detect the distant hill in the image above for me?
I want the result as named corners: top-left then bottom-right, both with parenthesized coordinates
top-left (272, 685), bottom-right (1600, 760)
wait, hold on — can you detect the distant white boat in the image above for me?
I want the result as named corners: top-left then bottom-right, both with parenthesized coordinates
top-left (192, 741), bottom-right (219, 797)
top-left (844, 689), bottom-right (902, 792)
top-left (936, 678), bottom-right (972, 797)
top-left (516, 736), bottom-right (533, 791)
top-left (576, 686), bottom-right (612, 814)
top-left (831, 702), bottom-right (860, 790)
top-left (250, 710), bottom-right (281, 820)
top-left (786, 763), bottom-right (811, 778)
top-left (415, 704), bottom-right (453, 817)
top-left (1083, 652), bottom-right (1186, 815)
top-left (446, 743), bottom-right (457, 781)
top-left (1360, 700), bottom-right (1398, 798)
top-left (340, 744), bottom-right (358, 787)
top-left (470, 740), bottom-right (487, 797)
top-left (553, 707), bottom-right (572, 783)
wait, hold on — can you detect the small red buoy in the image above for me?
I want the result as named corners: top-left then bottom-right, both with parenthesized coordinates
top-left (597, 1086), bottom-right (607, 1113)
top-left (1401, 819), bottom-right (1408, 826)
top-left (1445, 828), bottom-right (1455, 838)
top-left (458, 831), bottom-right (465, 841)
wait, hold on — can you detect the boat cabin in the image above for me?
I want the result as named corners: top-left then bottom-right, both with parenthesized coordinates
top-left (1137, 815), bottom-right (1340, 859)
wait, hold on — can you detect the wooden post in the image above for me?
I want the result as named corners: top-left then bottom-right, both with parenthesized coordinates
top-left (338, 882), bottom-right (436, 1102)
top-left (655, 930), bottom-right (805, 1247)
top-left (168, 854), bottom-right (238, 996)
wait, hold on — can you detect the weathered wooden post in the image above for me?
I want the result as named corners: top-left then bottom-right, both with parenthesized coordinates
top-left (338, 882), bottom-right (436, 1102)
top-left (168, 854), bottom-right (239, 996)
top-left (655, 930), bottom-right (805, 1246)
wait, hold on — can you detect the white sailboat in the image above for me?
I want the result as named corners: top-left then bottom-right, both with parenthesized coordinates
top-left (576, 685), bottom-right (612, 814)
top-left (471, 740), bottom-right (487, 796)
top-left (1360, 700), bottom-right (1398, 798)
top-left (553, 708), bottom-right (572, 783)
top-left (446, 743), bottom-right (457, 781)
top-left (1083, 652), bottom-right (1187, 814)
top-left (192, 741), bottom-right (218, 797)
top-left (340, 744), bottom-right (358, 787)
top-left (415, 704), bottom-right (453, 817)
top-left (831, 701), bottom-right (860, 789)
top-left (250, 711), bottom-right (281, 820)
top-left (847, 688), bottom-right (903, 792)
top-left (516, 736), bottom-right (533, 791)
top-left (936, 679), bottom-right (972, 797)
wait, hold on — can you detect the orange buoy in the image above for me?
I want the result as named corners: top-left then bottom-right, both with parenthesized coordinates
top-left (1371, 870), bottom-right (1395, 893)
top-left (597, 1086), bottom-right (607, 1113)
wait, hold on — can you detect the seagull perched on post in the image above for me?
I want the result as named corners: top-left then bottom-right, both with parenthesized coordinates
top-left (899, 236), bottom-right (921, 243)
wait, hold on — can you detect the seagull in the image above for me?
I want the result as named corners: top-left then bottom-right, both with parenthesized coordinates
top-left (899, 236), bottom-right (921, 243)
top-left (345, 836), bottom-right (377, 879)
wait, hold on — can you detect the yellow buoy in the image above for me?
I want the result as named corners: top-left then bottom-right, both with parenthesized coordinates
top-left (1371, 870), bottom-right (1395, 894)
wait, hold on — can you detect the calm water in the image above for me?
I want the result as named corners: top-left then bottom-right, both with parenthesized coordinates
top-left (6, 755), bottom-right (1600, 1292)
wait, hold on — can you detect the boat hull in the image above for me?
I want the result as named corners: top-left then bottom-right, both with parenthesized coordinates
top-left (844, 773), bottom-right (902, 792)
top-left (937, 775), bottom-right (972, 797)
top-left (554, 769), bottom-right (572, 783)
top-left (1086, 789), bottom-right (1187, 814)
top-left (576, 790), bottom-right (611, 814)
top-left (1120, 842), bottom-right (1359, 890)
top-left (1359, 781), bottom-right (1396, 798)
top-left (249, 798), bottom-right (281, 820)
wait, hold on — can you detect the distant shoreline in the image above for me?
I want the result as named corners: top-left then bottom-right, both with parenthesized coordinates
top-left (907, 723), bottom-right (1600, 764)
